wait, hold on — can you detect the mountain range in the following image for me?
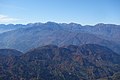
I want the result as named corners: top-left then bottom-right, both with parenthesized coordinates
top-left (0, 22), bottom-right (120, 80)
top-left (0, 22), bottom-right (120, 54)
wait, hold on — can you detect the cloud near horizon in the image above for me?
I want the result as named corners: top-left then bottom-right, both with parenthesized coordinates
top-left (0, 14), bottom-right (19, 23)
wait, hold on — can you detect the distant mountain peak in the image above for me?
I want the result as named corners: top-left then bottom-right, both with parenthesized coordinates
top-left (95, 23), bottom-right (119, 27)
top-left (95, 23), bottom-right (105, 26)
top-left (69, 22), bottom-right (82, 26)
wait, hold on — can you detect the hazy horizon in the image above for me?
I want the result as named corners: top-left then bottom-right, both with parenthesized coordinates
top-left (0, 21), bottom-right (120, 26)
top-left (0, 0), bottom-right (120, 25)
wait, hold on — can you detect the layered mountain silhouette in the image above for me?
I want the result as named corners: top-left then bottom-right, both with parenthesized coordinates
top-left (0, 22), bottom-right (120, 54)
top-left (0, 44), bottom-right (120, 80)
top-left (0, 22), bottom-right (120, 79)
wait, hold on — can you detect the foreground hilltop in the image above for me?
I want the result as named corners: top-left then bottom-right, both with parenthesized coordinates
top-left (0, 44), bottom-right (120, 80)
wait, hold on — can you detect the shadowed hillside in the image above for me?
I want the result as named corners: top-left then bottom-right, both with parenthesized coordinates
top-left (0, 44), bottom-right (120, 80)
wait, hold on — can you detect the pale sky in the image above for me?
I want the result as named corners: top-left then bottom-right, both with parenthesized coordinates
top-left (0, 0), bottom-right (120, 25)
